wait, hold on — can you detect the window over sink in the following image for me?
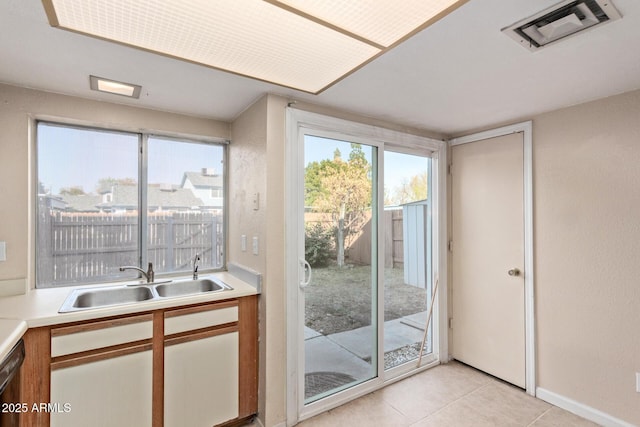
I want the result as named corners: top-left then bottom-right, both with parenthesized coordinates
top-left (35, 121), bottom-right (227, 288)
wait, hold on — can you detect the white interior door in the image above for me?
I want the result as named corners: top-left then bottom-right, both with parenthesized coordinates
top-left (451, 132), bottom-right (526, 388)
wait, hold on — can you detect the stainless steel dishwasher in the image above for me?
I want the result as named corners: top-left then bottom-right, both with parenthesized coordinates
top-left (0, 339), bottom-right (25, 427)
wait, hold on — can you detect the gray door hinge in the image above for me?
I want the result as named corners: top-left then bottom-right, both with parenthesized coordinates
top-left (448, 240), bottom-right (453, 252)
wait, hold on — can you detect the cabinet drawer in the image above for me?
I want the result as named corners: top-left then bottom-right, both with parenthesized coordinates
top-left (51, 315), bottom-right (153, 357)
top-left (164, 303), bottom-right (238, 336)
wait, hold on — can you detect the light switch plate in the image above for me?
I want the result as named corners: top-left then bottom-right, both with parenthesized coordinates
top-left (252, 236), bottom-right (259, 255)
top-left (0, 241), bottom-right (6, 261)
top-left (241, 235), bottom-right (247, 252)
top-left (636, 372), bottom-right (640, 393)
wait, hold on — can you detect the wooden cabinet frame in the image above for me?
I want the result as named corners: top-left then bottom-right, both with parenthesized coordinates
top-left (13, 295), bottom-right (258, 427)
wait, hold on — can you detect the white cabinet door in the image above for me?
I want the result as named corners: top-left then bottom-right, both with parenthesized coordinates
top-left (164, 332), bottom-right (239, 427)
top-left (50, 350), bottom-right (153, 427)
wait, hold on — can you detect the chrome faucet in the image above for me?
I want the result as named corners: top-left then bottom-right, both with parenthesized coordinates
top-left (193, 254), bottom-right (201, 280)
top-left (119, 262), bottom-right (155, 283)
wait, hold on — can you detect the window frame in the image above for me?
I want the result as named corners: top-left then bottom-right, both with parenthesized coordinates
top-left (34, 120), bottom-right (229, 289)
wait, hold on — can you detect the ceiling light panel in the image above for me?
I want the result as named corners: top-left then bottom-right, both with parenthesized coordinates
top-left (44, 0), bottom-right (469, 93)
top-left (269, 0), bottom-right (466, 48)
top-left (45, 0), bottom-right (381, 93)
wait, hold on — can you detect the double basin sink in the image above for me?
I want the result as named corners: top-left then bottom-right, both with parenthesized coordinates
top-left (59, 277), bottom-right (232, 313)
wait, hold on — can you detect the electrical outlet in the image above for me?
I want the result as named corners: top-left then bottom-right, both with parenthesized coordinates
top-left (0, 241), bottom-right (6, 261)
top-left (636, 372), bottom-right (640, 393)
top-left (241, 235), bottom-right (247, 252)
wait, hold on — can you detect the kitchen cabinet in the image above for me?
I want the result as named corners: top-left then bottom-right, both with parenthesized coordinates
top-left (164, 302), bottom-right (240, 427)
top-left (49, 315), bottom-right (154, 427)
top-left (14, 295), bottom-right (258, 427)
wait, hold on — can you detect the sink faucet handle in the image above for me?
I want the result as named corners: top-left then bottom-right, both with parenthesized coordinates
top-left (193, 254), bottom-right (200, 280)
top-left (147, 262), bottom-right (154, 283)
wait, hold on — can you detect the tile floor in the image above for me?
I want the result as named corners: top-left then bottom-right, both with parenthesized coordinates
top-left (293, 361), bottom-right (599, 427)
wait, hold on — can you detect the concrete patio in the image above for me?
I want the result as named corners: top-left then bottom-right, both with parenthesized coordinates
top-left (304, 310), bottom-right (431, 397)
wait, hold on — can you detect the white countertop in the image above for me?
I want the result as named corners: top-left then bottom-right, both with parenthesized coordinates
top-left (0, 318), bottom-right (27, 361)
top-left (0, 272), bottom-right (258, 329)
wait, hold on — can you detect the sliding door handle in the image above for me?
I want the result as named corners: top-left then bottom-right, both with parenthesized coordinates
top-left (300, 259), bottom-right (312, 289)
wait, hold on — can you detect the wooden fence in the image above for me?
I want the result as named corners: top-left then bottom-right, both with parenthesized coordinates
top-left (305, 209), bottom-right (404, 267)
top-left (349, 210), bottom-right (404, 267)
top-left (37, 210), bottom-right (222, 286)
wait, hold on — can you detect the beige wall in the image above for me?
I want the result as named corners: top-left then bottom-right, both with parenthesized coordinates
top-left (229, 95), bottom-right (274, 426)
top-left (0, 83), bottom-right (229, 294)
top-left (533, 89), bottom-right (640, 425)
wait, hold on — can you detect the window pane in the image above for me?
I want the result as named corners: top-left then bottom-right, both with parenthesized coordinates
top-left (147, 137), bottom-right (224, 274)
top-left (303, 136), bottom-right (378, 402)
top-left (36, 123), bottom-right (139, 287)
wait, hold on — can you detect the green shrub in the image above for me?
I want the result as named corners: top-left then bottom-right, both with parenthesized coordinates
top-left (305, 223), bottom-right (334, 267)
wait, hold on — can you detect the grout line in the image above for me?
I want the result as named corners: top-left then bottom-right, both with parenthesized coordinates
top-left (407, 382), bottom-right (492, 426)
top-left (526, 407), bottom-right (552, 427)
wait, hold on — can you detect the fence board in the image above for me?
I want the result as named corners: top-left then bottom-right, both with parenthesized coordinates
top-left (38, 209), bottom-right (222, 287)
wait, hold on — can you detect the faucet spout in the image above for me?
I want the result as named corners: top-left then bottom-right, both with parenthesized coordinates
top-left (119, 262), bottom-right (154, 283)
top-left (193, 254), bottom-right (201, 280)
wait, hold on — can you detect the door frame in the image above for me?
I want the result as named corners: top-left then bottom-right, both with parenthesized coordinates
top-left (285, 108), bottom-right (449, 424)
top-left (449, 121), bottom-right (535, 396)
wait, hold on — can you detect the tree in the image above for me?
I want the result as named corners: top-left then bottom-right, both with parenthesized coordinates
top-left (306, 144), bottom-right (371, 267)
top-left (60, 186), bottom-right (85, 196)
top-left (385, 172), bottom-right (428, 206)
top-left (96, 177), bottom-right (136, 193)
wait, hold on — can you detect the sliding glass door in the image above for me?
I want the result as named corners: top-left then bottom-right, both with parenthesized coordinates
top-left (287, 109), bottom-right (444, 423)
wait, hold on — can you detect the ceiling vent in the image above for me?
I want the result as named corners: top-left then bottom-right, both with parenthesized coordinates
top-left (502, 0), bottom-right (622, 51)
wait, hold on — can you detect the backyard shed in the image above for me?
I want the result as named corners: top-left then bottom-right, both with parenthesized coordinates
top-left (402, 199), bottom-right (431, 289)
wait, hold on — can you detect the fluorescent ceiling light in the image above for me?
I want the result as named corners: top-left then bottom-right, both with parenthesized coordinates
top-left (268, 0), bottom-right (465, 48)
top-left (89, 75), bottom-right (142, 98)
top-left (44, 0), bottom-right (468, 94)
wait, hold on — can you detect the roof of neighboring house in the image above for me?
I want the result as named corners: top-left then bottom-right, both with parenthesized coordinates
top-left (60, 194), bottom-right (102, 212)
top-left (182, 171), bottom-right (223, 188)
top-left (401, 199), bottom-right (429, 206)
top-left (148, 187), bottom-right (203, 208)
top-left (60, 185), bottom-right (205, 211)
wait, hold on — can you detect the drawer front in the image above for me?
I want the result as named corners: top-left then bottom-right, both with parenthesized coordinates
top-left (164, 305), bottom-right (238, 336)
top-left (50, 350), bottom-right (153, 427)
top-left (51, 316), bottom-right (153, 357)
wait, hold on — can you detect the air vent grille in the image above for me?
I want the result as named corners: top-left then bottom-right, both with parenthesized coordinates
top-left (502, 0), bottom-right (621, 51)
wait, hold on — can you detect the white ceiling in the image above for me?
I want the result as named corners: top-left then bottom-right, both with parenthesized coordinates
top-left (1, 0), bottom-right (639, 135)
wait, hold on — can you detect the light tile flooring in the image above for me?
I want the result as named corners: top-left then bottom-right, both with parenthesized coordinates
top-left (293, 361), bottom-right (598, 427)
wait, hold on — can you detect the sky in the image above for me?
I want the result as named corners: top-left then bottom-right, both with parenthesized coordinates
top-left (37, 123), bottom-right (429, 199)
top-left (37, 123), bottom-right (224, 194)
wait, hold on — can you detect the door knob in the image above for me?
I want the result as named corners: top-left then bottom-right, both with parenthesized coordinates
top-left (508, 268), bottom-right (521, 277)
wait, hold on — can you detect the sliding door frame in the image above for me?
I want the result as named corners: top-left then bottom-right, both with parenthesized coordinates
top-left (285, 108), bottom-right (448, 424)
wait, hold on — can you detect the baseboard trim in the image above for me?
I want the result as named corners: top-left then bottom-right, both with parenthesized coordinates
top-left (536, 387), bottom-right (636, 427)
